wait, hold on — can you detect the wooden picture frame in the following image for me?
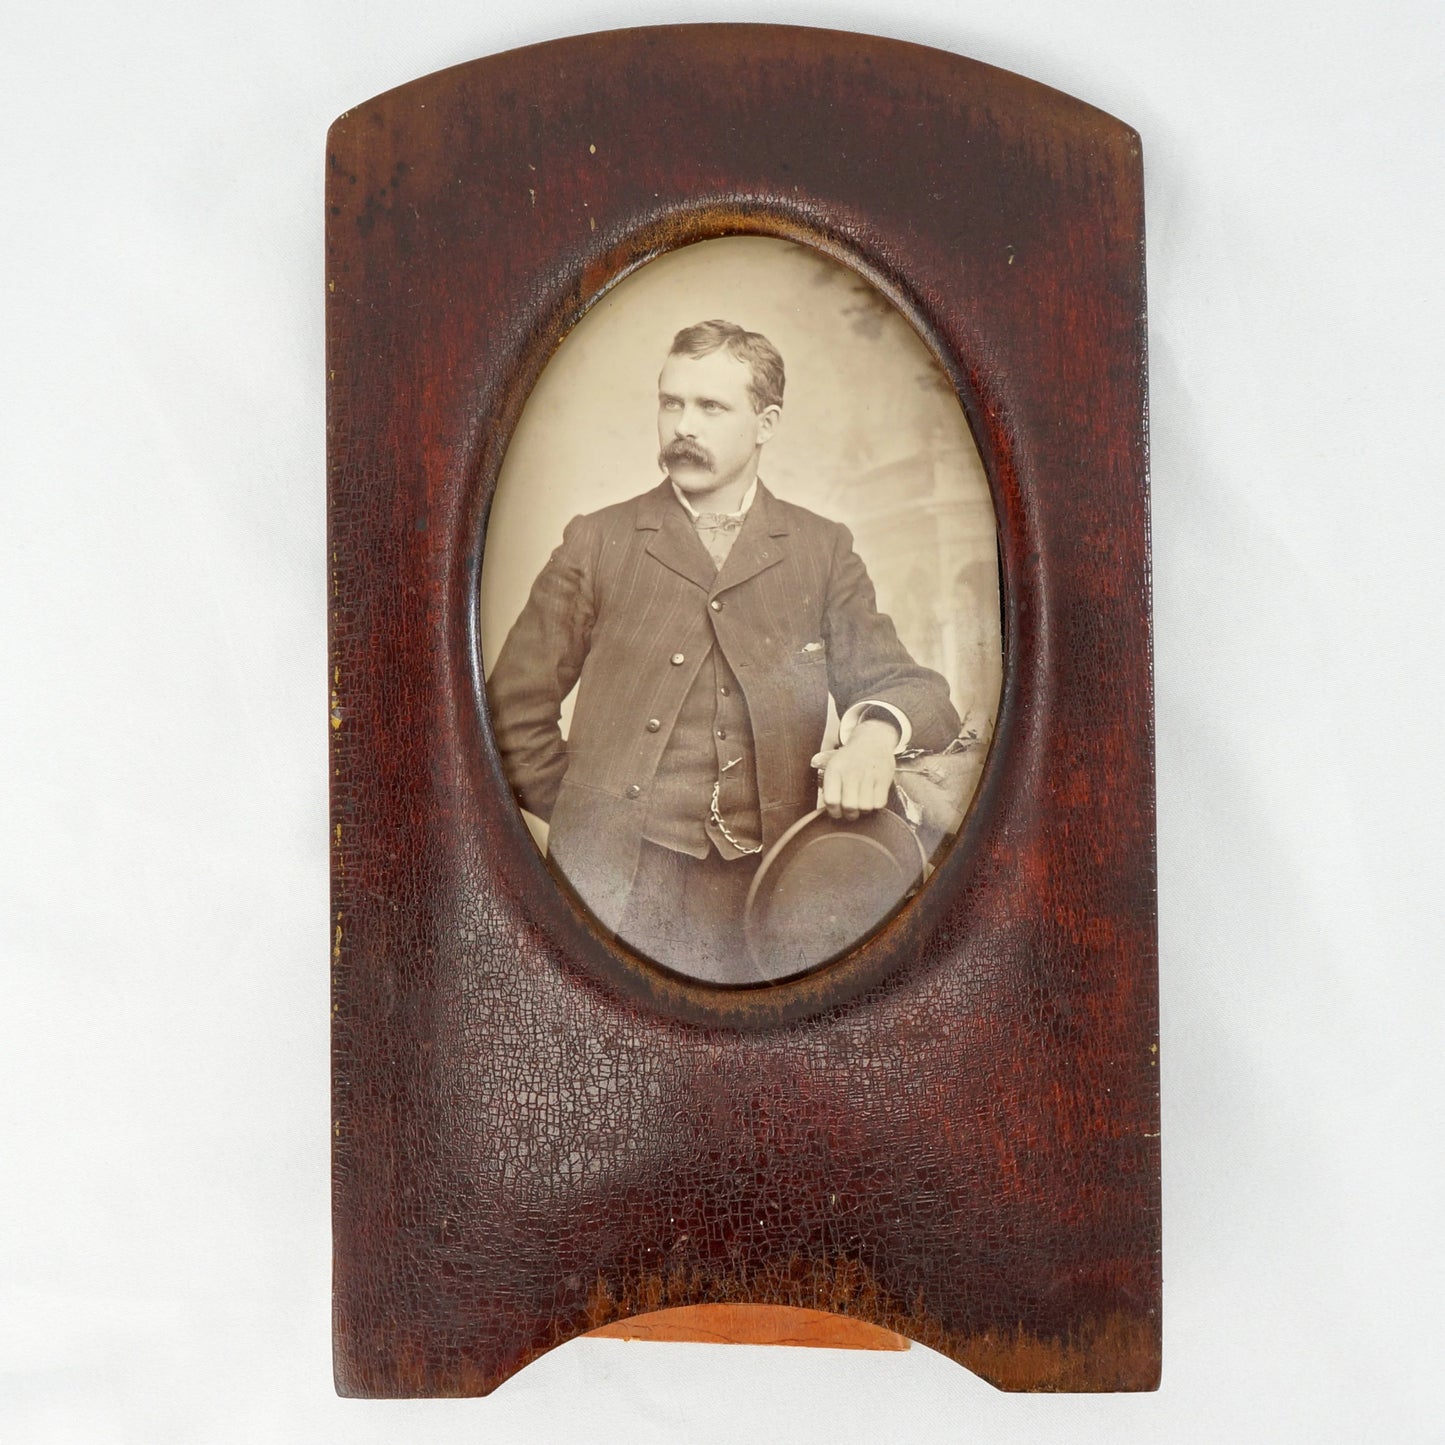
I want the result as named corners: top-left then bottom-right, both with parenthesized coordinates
top-left (328, 23), bottom-right (1159, 1396)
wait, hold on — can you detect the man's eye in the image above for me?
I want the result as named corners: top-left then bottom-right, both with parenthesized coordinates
top-left (661, 399), bottom-right (681, 410)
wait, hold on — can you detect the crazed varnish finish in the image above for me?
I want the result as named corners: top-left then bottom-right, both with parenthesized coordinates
top-left (328, 24), bottom-right (1159, 1396)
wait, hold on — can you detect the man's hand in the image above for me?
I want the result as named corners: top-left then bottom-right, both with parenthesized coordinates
top-left (812, 717), bottom-right (900, 821)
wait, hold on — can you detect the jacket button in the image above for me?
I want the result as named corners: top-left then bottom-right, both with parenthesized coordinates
top-left (625, 784), bottom-right (642, 799)
top-left (709, 599), bottom-right (723, 612)
top-left (715, 727), bottom-right (727, 740)
top-left (670, 652), bottom-right (685, 665)
top-left (646, 718), bottom-right (661, 732)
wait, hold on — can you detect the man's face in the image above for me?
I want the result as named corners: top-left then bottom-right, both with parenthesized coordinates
top-left (656, 349), bottom-right (779, 499)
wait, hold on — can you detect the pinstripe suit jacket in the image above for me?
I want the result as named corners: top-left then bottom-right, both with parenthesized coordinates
top-left (487, 478), bottom-right (960, 933)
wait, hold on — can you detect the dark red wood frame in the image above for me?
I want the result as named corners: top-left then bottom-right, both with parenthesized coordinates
top-left (328, 24), bottom-right (1159, 1395)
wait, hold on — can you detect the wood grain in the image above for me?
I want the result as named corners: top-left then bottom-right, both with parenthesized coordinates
top-left (586, 1304), bottom-right (911, 1351)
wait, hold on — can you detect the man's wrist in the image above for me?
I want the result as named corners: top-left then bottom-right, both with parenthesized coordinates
top-left (844, 716), bottom-right (902, 751)
top-left (837, 699), bottom-right (912, 753)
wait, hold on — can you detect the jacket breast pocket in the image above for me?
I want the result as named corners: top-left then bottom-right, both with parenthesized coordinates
top-left (792, 640), bottom-right (828, 666)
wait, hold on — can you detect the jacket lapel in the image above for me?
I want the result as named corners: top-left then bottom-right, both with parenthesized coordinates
top-left (637, 480), bottom-right (717, 592)
top-left (713, 481), bottom-right (790, 593)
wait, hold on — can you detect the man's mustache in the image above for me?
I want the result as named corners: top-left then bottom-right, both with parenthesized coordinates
top-left (659, 438), bottom-right (714, 471)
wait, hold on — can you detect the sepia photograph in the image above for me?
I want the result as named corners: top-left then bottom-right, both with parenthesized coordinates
top-left (481, 237), bottom-right (1002, 985)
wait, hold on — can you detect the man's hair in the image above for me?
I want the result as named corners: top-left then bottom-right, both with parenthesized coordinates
top-left (669, 320), bottom-right (785, 413)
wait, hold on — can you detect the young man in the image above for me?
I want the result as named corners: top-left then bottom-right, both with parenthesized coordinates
top-left (487, 320), bottom-right (960, 983)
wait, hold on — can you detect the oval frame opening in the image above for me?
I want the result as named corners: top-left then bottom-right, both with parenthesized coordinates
top-left (467, 212), bottom-right (1020, 1030)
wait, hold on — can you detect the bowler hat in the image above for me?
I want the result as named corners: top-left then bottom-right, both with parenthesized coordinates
top-left (744, 807), bottom-right (926, 979)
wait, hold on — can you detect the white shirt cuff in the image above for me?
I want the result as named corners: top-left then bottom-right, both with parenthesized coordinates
top-left (837, 700), bottom-right (912, 753)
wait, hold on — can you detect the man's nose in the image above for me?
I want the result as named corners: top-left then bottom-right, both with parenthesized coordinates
top-left (673, 410), bottom-right (697, 437)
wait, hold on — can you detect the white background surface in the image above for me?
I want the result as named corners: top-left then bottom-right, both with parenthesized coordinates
top-left (3, 3), bottom-right (1442, 1441)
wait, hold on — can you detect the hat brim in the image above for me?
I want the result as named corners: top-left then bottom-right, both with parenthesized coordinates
top-left (744, 807), bottom-right (926, 980)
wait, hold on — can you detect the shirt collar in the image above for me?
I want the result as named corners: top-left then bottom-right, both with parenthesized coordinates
top-left (670, 475), bottom-right (759, 521)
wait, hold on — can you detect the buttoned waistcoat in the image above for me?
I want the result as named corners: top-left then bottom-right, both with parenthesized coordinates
top-left (486, 479), bottom-right (960, 936)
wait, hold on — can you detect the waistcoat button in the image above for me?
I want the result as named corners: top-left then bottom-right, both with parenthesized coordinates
top-left (625, 783), bottom-right (642, 799)
top-left (670, 652), bottom-right (685, 665)
top-left (709, 599), bottom-right (723, 612)
top-left (646, 718), bottom-right (661, 732)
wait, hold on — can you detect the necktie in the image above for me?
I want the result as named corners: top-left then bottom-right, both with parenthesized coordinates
top-left (692, 512), bottom-right (746, 570)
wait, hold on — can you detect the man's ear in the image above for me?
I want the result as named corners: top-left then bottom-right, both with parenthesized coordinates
top-left (754, 404), bottom-right (782, 445)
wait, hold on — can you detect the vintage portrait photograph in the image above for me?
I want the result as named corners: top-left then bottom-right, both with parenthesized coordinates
top-left (480, 237), bottom-right (1002, 985)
